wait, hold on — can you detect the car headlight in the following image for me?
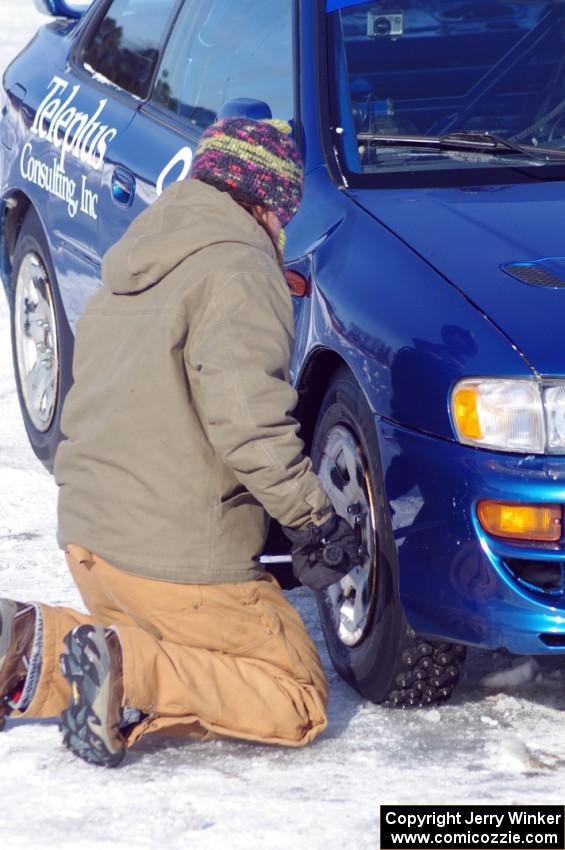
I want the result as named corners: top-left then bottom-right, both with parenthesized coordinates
top-left (450, 378), bottom-right (565, 454)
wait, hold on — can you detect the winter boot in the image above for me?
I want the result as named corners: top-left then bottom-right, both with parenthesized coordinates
top-left (0, 600), bottom-right (38, 729)
top-left (60, 625), bottom-right (126, 767)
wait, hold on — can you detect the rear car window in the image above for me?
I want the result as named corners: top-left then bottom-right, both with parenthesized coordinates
top-left (83, 0), bottom-right (178, 99)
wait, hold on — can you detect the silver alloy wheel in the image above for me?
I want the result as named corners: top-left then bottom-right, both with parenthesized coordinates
top-left (14, 252), bottom-right (59, 432)
top-left (316, 424), bottom-right (377, 647)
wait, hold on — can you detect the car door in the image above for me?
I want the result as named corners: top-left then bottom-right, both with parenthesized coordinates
top-left (97, 0), bottom-right (295, 256)
top-left (55, 0), bottom-right (180, 305)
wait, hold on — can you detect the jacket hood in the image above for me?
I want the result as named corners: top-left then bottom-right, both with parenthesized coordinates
top-left (102, 179), bottom-right (278, 295)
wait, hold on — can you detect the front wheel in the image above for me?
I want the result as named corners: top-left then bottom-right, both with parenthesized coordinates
top-left (311, 367), bottom-right (465, 706)
top-left (10, 209), bottom-right (73, 471)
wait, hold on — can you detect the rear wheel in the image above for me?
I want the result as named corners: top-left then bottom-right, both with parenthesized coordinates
top-left (311, 367), bottom-right (465, 706)
top-left (9, 209), bottom-right (73, 471)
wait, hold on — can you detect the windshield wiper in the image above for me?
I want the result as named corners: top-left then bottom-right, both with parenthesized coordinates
top-left (356, 131), bottom-right (565, 162)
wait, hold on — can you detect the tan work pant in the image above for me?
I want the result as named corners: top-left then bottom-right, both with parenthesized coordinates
top-left (18, 545), bottom-right (328, 747)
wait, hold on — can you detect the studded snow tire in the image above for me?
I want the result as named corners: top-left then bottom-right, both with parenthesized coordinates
top-left (312, 367), bottom-right (467, 707)
top-left (381, 625), bottom-right (466, 708)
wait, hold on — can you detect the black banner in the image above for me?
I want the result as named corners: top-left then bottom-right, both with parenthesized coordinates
top-left (380, 805), bottom-right (565, 850)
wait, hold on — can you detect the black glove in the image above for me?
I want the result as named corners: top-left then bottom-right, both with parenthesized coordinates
top-left (283, 514), bottom-right (361, 591)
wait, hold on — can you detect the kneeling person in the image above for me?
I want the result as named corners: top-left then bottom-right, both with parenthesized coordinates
top-left (0, 118), bottom-right (358, 766)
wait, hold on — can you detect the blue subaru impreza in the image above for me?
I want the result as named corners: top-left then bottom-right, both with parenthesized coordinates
top-left (3, 0), bottom-right (565, 707)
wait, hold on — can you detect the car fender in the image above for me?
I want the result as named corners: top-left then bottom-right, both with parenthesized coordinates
top-left (291, 181), bottom-right (533, 444)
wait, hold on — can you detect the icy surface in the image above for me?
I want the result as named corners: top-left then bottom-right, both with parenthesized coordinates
top-left (1, 5), bottom-right (565, 849)
top-left (480, 657), bottom-right (540, 690)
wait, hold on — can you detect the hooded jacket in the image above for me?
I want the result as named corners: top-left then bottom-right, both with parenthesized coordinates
top-left (55, 179), bottom-right (333, 583)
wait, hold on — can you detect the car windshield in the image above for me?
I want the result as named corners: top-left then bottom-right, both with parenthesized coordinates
top-left (327, 0), bottom-right (565, 175)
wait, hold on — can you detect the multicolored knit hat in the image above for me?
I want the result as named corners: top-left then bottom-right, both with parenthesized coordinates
top-left (190, 118), bottom-right (303, 227)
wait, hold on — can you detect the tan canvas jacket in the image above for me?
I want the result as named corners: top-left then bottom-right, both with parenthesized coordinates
top-left (55, 179), bottom-right (332, 583)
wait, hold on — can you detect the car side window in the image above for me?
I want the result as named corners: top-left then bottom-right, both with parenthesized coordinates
top-left (152, 0), bottom-right (293, 129)
top-left (82, 0), bottom-right (178, 99)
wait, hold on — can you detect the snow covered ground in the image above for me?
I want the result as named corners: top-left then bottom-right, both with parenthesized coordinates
top-left (1, 4), bottom-right (565, 849)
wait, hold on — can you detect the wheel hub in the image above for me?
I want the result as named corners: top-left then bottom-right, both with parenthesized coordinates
top-left (316, 424), bottom-right (376, 647)
top-left (14, 252), bottom-right (59, 432)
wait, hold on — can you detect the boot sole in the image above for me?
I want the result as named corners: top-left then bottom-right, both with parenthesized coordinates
top-left (60, 626), bottom-right (125, 768)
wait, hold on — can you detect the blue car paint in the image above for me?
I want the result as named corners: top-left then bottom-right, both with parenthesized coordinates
top-left (378, 420), bottom-right (565, 652)
top-left (1, 12), bottom-right (135, 324)
top-left (352, 183), bottom-right (565, 377)
top-left (33, 0), bottom-right (87, 18)
top-left (289, 167), bottom-right (532, 437)
top-left (3, 0), bottom-right (565, 654)
top-left (326, 0), bottom-right (367, 11)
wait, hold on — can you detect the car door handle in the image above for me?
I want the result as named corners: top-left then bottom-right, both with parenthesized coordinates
top-left (111, 167), bottom-right (136, 207)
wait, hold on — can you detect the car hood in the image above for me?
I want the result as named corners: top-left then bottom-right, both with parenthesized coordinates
top-left (348, 180), bottom-right (565, 377)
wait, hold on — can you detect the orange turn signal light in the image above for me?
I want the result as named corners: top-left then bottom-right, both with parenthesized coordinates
top-left (477, 500), bottom-right (562, 542)
top-left (285, 270), bottom-right (310, 298)
top-left (452, 386), bottom-right (483, 440)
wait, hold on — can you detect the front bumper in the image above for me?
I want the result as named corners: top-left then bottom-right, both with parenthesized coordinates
top-left (378, 417), bottom-right (565, 654)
